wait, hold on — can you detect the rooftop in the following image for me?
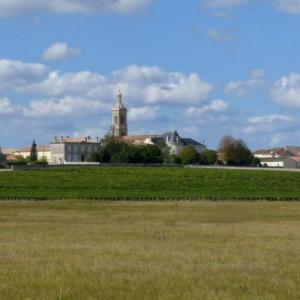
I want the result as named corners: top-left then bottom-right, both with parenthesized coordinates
top-left (14, 145), bottom-right (51, 153)
top-left (52, 137), bottom-right (100, 144)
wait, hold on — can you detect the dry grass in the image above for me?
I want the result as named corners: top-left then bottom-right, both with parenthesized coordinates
top-left (0, 201), bottom-right (300, 299)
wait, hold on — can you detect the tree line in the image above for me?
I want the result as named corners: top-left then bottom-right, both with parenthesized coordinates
top-left (4, 135), bottom-right (260, 167)
top-left (89, 135), bottom-right (260, 166)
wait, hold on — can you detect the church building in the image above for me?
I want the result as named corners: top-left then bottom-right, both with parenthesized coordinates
top-left (112, 92), bottom-right (207, 154)
top-left (111, 91), bottom-right (128, 137)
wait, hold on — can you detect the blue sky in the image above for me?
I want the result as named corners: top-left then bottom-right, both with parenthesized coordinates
top-left (1, 0), bottom-right (300, 150)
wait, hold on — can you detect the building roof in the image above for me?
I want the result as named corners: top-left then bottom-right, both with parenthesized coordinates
top-left (1, 148), bottom-right (17, 155)
top-left (290, 156), bottom-right (300, 162)
top-left (122, 135), bottom-right (162, 145)
top-left (286, 146), bottom-right (300, 156)
top-left (254, 147), bottom-right (287, 157)
top-left (123, 132), bottom-right (205, 147)
top-left (6, 154), bottom-right (17, 161)
top-left (52, 137), bottom-right (100, 144)
top-left (163, 131), bottom-right (181, 143)
top-left (14, 145), bottom-right (51, 153)
top-left (254, 146), bottom-right (300, 158)
top-left (181, 138), bottom-right (204, 146)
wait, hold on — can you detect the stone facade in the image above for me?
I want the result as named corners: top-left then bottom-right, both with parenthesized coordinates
top-left (50, 137), bottom-right (101, 164)
top-left (111, 92), bottom-right (128, 137)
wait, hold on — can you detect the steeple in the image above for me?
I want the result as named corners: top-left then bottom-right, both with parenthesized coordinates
top-left (111, 91), bottom-right (128, 137)
top-left (113, 90), bottom-right (126, 110)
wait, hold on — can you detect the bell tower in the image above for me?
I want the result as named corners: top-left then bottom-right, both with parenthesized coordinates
top-left (111, 91), bottom-right (128, 137)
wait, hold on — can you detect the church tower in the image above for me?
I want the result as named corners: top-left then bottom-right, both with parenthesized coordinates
top-left (111, 91), bottom-right (128, 137)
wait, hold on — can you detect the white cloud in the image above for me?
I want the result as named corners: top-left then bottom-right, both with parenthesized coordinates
top-left (186, 99), bottom-right (228, 117)
top-left (42, 42), bottom-right (81, 61)
top-left (243, 114), bottom-right (292, 134)
top-left (20, 71), bottom-right (105, 97)
top-left (0, 60), bottom-right (217, 146)
top-left (0, 59), bottom-right (48, 91)
top-left (275, 0), bottom-right (300, 14)
top-left (128, 106), bottom-right (159, 121)
top-left (0, 0), bottom-right (152, 17)
top-left (271, 73), bottom-right (300, 108)
top-left (203, 0), bottom-right (248, 9)
top-left (249, 114), bottom-right (292, 125)
top-left (21, 65), bottom-right (213, 106)
top-left (0, 98), bottom-right (18, 115)
top-left (203, 0), bottom-right (300, 15)
top-left (23, 96), bottom-right (106, 118)
top-left (225, 69), bottom-right (266, 96)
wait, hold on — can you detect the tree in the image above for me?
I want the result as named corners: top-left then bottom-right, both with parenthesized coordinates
top-left (155, 139), bottom-right (171, 163)
top-left (0, 149), bottom-right (6, 167)
top-left (170, 154), bottom-right (182, 165)
top-left (180, 146), bottom-right (200, 165)
top-left (99, 136), bottom-right (127, 163)
top-left (140, 144), bottom-right (162, 164)
top-left (89, 152), bottom-right (101, 162)
top-left (30, 140), bottom-right (38, 162)
top-left (199, 150), bottom-right (218, 165)
top-left (218, 136), bottom-right (253, 166)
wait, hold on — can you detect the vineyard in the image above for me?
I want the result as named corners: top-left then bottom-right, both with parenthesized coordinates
top-left (1, 167), bottom-right (300, 200)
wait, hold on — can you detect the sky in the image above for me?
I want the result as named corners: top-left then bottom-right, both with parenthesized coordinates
top-left (1, 0), bottom-right (300, 150)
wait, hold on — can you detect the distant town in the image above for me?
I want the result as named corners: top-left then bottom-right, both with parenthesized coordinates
top-left (1, 92), bottom-right (300, 169)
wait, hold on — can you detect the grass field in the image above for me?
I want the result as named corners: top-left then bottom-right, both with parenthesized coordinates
top-left (1, 167), bottom-right (300, 200)
top-left (0, 200), bottom-right (300, 299)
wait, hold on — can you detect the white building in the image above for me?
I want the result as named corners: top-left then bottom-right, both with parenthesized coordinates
top-left (254, 146), bottom-right (300, 168)
top-left (51, 137), bottom-right (101, 164)
top-left (163, 131), bottom-right (207, 155)
top-left (123, 131), bottom-right (207, 155)
top-left (13, 145), bottom-right (51, 162)
top-left (259, 157), bottom-right (299, 169)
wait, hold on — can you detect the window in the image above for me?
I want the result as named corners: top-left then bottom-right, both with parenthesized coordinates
top-left (114, 116), bottom-right (118, 124)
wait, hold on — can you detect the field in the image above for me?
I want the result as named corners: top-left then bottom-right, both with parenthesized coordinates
top-left (1, 167), bottom-right (300, 200)
top-left (0, 200), bottom-right (299, 299)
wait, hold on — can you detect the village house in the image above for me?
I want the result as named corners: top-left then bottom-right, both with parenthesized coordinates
top-left (50, 137), bottom-right (101, 164)
top-left (13, 145), bottom-right (51, 162)
top-left (254, 146), bottom-right (300, 168)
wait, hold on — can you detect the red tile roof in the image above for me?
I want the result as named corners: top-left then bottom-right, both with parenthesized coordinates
top-left (14, 145), bottom-right (51, 153)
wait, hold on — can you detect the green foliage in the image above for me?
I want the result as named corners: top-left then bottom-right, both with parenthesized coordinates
top-left (199, 150), bottom-right (218, 165)
top-left (30, 140), bottom-right (38, 162)
top-left (219, 136), bottom-right (253, 166)
top-left (180, 146), bottom-right (200, 165)
top-left (36, 158), bottom-right (48, 166)
top-left (251, 156), bottom-right (261, 167)
top-left (99, 136), bottom-right (162, 164)
top-left (0, 167), bottom-right (299, 200)
top-left (0, 151), bottom-right (6, 167)
top-left (170, 154), bottom-right (182, 165)
top-left (89, 152), bottom-right (101, 162)
top-left (8, 155), bottom-right (28, 166)
top-left (140, 144), bottom-right (162, 164)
